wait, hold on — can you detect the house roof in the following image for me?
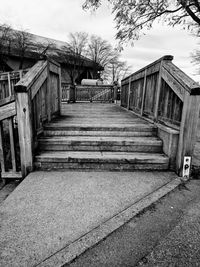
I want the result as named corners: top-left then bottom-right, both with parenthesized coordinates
top-left (0, 27), bottom-right (103, 70)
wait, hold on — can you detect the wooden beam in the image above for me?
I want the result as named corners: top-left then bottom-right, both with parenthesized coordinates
top-left (7, 72), bottom-right (12, 96)
top-left (1, 171), bottom-right (22, 179)
top-left (0, 95), bottom-right (15, 107)
top-left (15, 60), bottom-right (47, 92)
top-left (162, 66), bottom-right (185, 101)
top-left (58, 65), bottom-right (62, 114)
top-left (0, 122), bottom-right (5, 173)
top-left (163, 61), bottom-right (200, 94)
top-left (122, 55), bottom-right (173, 85)
top-left (47, 61), bottom-right (51, 122)
top-left (127, 77), bottom-right (131, 110)
top-left (154, 61), bottom-right (163, 120)
top-left (140, 69), bottom-right (147, 116)
top-left (8, 117), bottom-right (17, 172)
top-left (0, 101), bottom-right (16, 121)
top-left (49, 63), bottom-right (60, 75)
top-left (31, 68), bottom-right (47, 99)
top-left (15, 91), bottom-right (33, 178)
top-left (176, 93), bottom-right (200, 175)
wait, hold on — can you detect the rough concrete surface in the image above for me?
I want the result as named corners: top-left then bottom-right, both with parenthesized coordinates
top-left (0, 171), bottom-right (175, 267)
top-left (66, 179), bottom-right (200, 267)
top-left (137, 181), bottom-right (200, 267)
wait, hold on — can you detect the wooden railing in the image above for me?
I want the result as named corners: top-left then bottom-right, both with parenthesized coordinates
top-left (75, 85), bottom-right (114, 102)
top-left (0, 69), bottom-right (28, 100)
top-left (14, 59), bottom-right (61, 178)
top-left (121, 55), bottom-right (200, 175)
top-left (0, 96), bottom-right (22, 179)
top-left (62, 83), bottom-right (75, 102)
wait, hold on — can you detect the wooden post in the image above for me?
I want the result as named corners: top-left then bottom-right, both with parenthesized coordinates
top-left (0, 122), bottom-right (5, 173)
top-left (15, 91), bottom-right (33, 178)
top-left (8, 117), bottom-right (17, 172)
top-left (176, 93), bottom-right (200, 175)
top-left (7, 72), bottom-right (12, 96)
top-left (47, 61), bottom-right (51, 122)
top-left (58, 65), bottom-right (62, 114)
top-left (127, 77), bottom-right (131, 110)
top-left (140, 69), bottom-right (147, 116)
top-left (154, 60), bottom-right (164, 121)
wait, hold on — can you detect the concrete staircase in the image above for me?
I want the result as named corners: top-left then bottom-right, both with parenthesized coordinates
top-left (35, 103), bottom-right (169, 171)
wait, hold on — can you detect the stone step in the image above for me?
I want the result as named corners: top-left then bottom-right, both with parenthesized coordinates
top-left (34, 151), bottom-right (169, 171)
top-left (38, 136), bottom-right (162, 152)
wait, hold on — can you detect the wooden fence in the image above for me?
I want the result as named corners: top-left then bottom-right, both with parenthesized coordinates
top-left (0, 69), bottom-right (28, 100)
top-left (0, 59), bottom-right (61, 179)
top-left (121, 55), bottom-right (200, 175)
top-left (63, 85), bottom-right (115, 102)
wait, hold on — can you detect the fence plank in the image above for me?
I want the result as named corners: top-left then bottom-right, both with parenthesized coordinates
top-left (0, 101), bottom-right (16, 121)
top-left (15, 92), bottom-right (33, 177)
top-left (8, 117), bottom-right (17, 172)
top-left (140, 69), bottom-right (147, 115)
top-left (0, 122), bottom-right (5, 173)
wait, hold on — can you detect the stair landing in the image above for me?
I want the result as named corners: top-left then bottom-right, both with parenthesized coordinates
top-left (35, 103), bottom-right (169, 171)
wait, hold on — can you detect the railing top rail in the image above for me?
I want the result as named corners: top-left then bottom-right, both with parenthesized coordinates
top-left (15, 60), bottom-right (47, 92)
top-left (122, 55), bottom-right (173, 83)
top-left (0, 70), bottom-right (29, 82)
top-left (163, 61), bottom-right (200, 95)
top-left (76, 84), bottom-right (114, 88)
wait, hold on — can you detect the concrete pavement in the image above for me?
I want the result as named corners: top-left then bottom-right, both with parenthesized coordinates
top-left (0, 171), bottom-right (180, 267)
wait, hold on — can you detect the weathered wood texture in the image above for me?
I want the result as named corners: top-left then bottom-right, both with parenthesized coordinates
top-left (0, 70), bottom-right (28, 100)
top-left (14, 59), bottom-right (61, 177)
top-left (0, 97), bottom-right (21, 179)
top-left (121, 55), bottom-right (200, 175)
top-left (62, 83), bottom-right (76, 102)
top-left (75, 85), bottom-right (114, 102)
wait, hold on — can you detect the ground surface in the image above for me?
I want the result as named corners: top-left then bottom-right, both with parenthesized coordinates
top-left (66, 179), bottom-right (200, 267)
top-left (0, 171), bottom-right (175, 267)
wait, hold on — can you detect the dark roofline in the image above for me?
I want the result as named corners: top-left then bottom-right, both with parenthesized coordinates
top-left (0, 27), bottom-right (104, 71)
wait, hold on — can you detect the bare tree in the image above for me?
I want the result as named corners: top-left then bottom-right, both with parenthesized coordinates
top-left (13, 29), bottom-right (33, 69)
top-left (87, 35), bottom-right (119, 80)
top-left (109, 59), bottom-right (132, 83)
top-left (63, 32), bottom-right (89, 84)
top-left (0, 24), bottom-right (13, 71)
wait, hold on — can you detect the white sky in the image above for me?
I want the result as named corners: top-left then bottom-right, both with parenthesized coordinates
top-left (0, 0), bottom-right (199, 81)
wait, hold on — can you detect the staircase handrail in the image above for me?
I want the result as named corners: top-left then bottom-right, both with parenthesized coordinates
top-left (121, 55), bottom-right (200, 175)
top-left (14, 59), bottom-right (62, 177)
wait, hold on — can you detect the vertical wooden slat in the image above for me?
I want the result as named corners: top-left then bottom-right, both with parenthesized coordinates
top-left (154, 61), bottom-right (163, 121)
top-left (47, 62), bottom-right (51, 122)
top-left (140, 69), bottom-right (147, 115)
top-left (0, 122), bottom-right (5, 173)
top-left (7, 73), bottom-right (12, 96)
top-left (8, 117), bottom-right (17, 172)
top-left (58, 66), bottom-right (62, 114)
top-left (127, 77), bottom-right (131, 110)
top-left (15, 91), bottom-right (33, 178)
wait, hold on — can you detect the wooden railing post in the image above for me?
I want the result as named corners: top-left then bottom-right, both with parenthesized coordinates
top-left (47, 61), bottom-right (51, 122)
top-left (127, 77), bottom-right (131, 110)
top-left (140, 69), bottom-right (147, 116)
top-left (15, 90), bottom-right (33, 178)
top-left (58, 66), bottom-right (62, 114)
top-left (176, 92), bottom-right (200, 175)
top-left (153, 60), bottom-right (163, 121)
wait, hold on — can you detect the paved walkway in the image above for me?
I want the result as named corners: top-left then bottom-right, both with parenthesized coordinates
top-left (0, 171), bottom-right (178, 267)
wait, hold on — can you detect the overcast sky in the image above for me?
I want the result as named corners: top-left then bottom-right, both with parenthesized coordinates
top-left (1, 0), bottom-right (199, 81)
